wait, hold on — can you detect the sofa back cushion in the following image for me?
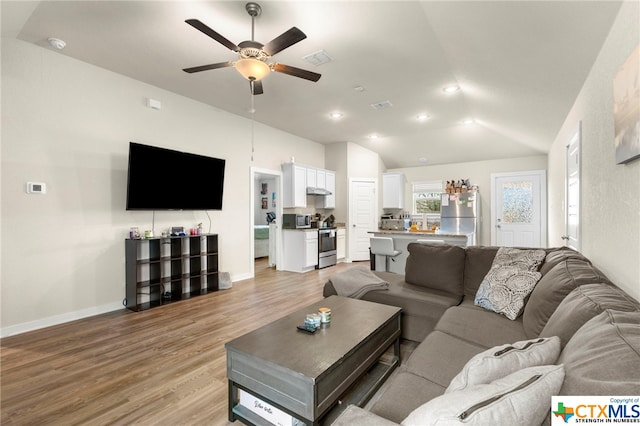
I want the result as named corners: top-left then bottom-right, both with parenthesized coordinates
top-left (539, 246), bottom-right (590, 276)
top-left (522, 259), bottom-right (611, 338)
top-left (463, 246), bottom-right (499, 297)
top-left (540, 283), bottom-right (639, 348)
top-left (557, 310), bottom-right (640, 395)
top-left (405, 243), bottom-right (465, 298)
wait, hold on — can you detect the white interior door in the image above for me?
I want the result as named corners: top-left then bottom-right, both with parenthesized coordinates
top-left (349, 179), bottom-right (377, 261)
top-left (491, 171), bottom-right (546, 248)
top-left (565, 124), bottom-right (581, 250)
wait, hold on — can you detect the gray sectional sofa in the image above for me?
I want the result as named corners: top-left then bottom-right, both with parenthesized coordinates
top-left (323, 243), bottom-right (640, 425)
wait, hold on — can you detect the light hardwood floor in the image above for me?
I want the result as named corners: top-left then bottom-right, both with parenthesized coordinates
top-left (1, 258), bottom-right (368, 425)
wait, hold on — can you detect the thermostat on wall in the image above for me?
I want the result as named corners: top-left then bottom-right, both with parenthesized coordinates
top-left (26, 182), bottom-right (47, 194)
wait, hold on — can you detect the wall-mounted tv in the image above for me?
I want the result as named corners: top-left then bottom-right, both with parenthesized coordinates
top-left (126, 142), bottom-right (225, 210)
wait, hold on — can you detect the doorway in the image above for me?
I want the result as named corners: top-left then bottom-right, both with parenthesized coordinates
top-left (250, 167), bottom-right (283, 277)
top-left (348, 178), bottom-right (377, 261)
top-left (491, 170), bottom-right (547, 247)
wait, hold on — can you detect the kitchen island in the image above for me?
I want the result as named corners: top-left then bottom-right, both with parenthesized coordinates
top-left (369, 230), bottom-right (473, 274)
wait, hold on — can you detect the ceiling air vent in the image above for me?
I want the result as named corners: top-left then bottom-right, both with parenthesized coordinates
top-left (303, 50), bottom-right (333, 66)
top-left (371, 100), bottom-right (393, 110)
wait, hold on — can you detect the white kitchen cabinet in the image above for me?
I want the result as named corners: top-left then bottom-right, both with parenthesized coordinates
top-left (315, 170), bottom-right (336, 209)
top-left (336, 228), bottom-right (346, 260)
top-left (316, 169), bottom-right (326, 189)
top-left (306, 167), bottom-right (317, 189)
top-left (282, 163), bottom-right (307, 208)
top-left (282, 230), bottom-right (318, 273)
top-left (383, 172), bottom-right (405, 209)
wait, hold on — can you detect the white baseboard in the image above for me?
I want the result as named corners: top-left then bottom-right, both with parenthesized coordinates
top-left (0, 301), bottom-right (124, 338)
top-left (1, 274), bottom-right (253, 338)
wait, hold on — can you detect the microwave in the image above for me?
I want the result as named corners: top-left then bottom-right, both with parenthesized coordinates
top-left (282, 214), bottom-right (311, 229)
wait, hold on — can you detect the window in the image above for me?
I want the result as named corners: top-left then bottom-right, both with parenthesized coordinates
top-left (412, 181), bottom-right (443, 215)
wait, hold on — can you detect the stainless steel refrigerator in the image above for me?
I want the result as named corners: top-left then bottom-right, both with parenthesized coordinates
top-left (439, 191), bottom-right (480, 246)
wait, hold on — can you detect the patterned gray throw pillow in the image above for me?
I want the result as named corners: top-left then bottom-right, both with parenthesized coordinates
top-left (474, 247), bottom-right (546, 320)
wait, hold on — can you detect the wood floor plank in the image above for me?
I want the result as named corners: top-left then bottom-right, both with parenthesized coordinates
top-left (1, 259), bottom-right (367, 425)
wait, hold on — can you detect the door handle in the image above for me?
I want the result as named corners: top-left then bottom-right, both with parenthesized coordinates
top-left (561, 235), bottom-right (570, 240)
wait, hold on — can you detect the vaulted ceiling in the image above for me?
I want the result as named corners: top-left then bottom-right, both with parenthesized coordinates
top-left (2, 1), bottom-right (623, 168)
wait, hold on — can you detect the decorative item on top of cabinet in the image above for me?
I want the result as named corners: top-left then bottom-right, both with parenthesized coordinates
top-left (383, 172), bottom-right (405, 209)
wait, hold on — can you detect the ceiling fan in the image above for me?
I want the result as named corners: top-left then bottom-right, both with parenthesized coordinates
top-left (183, 2), bottom-right (321, 95)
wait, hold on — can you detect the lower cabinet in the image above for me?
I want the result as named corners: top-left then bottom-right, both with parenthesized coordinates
top-left (125, 234), bottom-right (219, 311)
top-left (282, 230), bottom-right (318, 273)
top-left (337, 228), bottom-right (346, 260)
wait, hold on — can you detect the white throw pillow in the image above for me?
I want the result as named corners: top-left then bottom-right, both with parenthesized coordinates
top-left (446, 336), bottom-right (561, 393)
top-left (402, 364), bottom-right (565, 426)
top-left (474, 248), bottom-right (546, 320)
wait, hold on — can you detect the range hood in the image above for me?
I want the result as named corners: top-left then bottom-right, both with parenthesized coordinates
top-left (306, 187), bottom-right (332, 196)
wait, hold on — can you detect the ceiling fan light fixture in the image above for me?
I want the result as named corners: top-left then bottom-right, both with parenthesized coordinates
top-left (235, 58), bottom-right (270, 81)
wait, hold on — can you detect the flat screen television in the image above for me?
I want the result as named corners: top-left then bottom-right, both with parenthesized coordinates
top-left (126, 142), bottom-right (225, 210)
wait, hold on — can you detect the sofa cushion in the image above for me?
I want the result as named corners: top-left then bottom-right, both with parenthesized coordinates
top-left (539, 246), bottom-right (590, 276)
top-left (362, 282), bottom-right (461, 342)
top-left (404, 243), bottom-right (466, 297)
top-left (369, 369), bottom-right (446, 424)
top-left (462, 246), bottom-right (499, 297)
top-left (523, 259), bottom-right (612, 338)
top-left (558, 310), bottom-right (640, 395)
top-left (540, 283), bottom-right (639, 348)
top-left (446, 336), bottom-right (561, 393)
top-left (435, 303), bottom-right (528, 348)
top-left (474, 247), bottom-right (546, 320)
top-left (331, 405), bottom-right (399, 426)
top-left (404, 331), bottom-right (486, 388)
top-left (401, 365), bottom-right (565, 426)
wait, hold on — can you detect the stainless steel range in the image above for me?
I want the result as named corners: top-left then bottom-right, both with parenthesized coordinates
top-left (317, 228), bottom-right (337, 269)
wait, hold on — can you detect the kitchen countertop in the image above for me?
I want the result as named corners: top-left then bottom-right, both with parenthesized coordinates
top-left (371, 229), bottom-right (472, 237)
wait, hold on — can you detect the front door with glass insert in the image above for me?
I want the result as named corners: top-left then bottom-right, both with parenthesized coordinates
top-left (491, 171), bottom-right (546, 248)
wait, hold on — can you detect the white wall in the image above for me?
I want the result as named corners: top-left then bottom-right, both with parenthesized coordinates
top-left (254, 176), bottom-right (276, 225)
top-left (548, 1), bottom-right (639, 301)
top-left (1, 38), bottom-right (324, 335)
top-left (388, 155), bottom-right (547, 246)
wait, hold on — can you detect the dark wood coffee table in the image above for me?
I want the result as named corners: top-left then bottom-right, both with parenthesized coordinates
top-left (226, 295), bottom-right (401, 425)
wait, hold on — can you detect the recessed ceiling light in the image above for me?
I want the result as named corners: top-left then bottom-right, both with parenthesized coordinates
top-left (443, 84), bottom-right (460, 94)
top-left (463, 118), bottom-right (475, 125)
top-left (368, 134), bottom-right (380, 140)
top-left (416, 114), bottom-right (430, 121)
top-left (47, 37), bottom-right (66, 50)
top-left (329, 112), bottom-right (343, 119)
top-left (418, 157), bottom-right (428, 163)
top-left (353, 85), bottom-right (366, 92)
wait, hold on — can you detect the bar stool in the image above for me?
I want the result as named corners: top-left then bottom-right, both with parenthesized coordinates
top-left (369, 237), bottom-right (402, 272)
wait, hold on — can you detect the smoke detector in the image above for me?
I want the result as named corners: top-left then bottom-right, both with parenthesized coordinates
top-left (47, 37), bottom-right (66, 50)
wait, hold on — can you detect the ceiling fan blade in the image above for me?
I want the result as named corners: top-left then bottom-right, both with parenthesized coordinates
top-left (262, 27), bottom-right (307, 56)
top-left (183, 61), bottom-right (235, 74)
top-left (251, 80), bottom-right (264, 95)
top-left (186, 19), bottom-right (240, 52)
top-left (272, 63), bottom-right (321, 82)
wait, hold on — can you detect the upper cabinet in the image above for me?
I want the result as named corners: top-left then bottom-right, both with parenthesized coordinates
top-left (316, 170), bottom-right (335, 209)
top-left (383, 172), bottom-right (405, 209)
top-left (282, 163), bottom-right (307, 208)
top-left (282, 163), bottom-right (336, 209)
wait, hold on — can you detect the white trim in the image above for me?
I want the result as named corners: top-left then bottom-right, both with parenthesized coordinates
top-left (1, 302), bottom-right (123, 338)
top-left (250, 167), bottom-right (283, 276)
top-left (490, 170), bottom-right (547, 247)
